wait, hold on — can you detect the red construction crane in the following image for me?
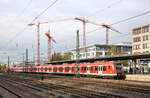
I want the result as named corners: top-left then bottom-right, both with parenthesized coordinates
top-left (28, 18), bottom-right (74, 65)
top-left (100, 23), bottom-right (120, 44)
top-left (45, 29), bottom-right (56, 63)
top-left (28, 17), bottom-right (120, 65)
top-left (74, 17), bottom-right (120, 45)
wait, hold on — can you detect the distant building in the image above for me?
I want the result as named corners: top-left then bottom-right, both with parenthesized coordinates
top-left (132, 24), bottom-right (150, 69)
top-left (70, 43), bottom-right (132, 60)
top-left (132, 24), bottom-right (150, 54)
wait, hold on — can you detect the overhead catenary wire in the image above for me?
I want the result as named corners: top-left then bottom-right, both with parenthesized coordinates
top-left (3, 0), bottom-right (59, 50)
top-left (50, 9), bottom-right (150, 52)
top-left (87, 10), bottom-right (150, 34)
top-left (86, 0), bottom-right (123, 18)
top-left (30, 0), bottom-right (59, 23)
top-left (6, 0), bottom-right (33, 36)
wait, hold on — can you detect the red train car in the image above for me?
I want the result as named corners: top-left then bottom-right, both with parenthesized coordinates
top-left (10, 61), bottom-right (126, 79)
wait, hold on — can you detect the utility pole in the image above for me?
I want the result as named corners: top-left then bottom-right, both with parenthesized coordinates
top-left (25, 48), bottom-right (28, 66)
top-left (76, 30), bottom-right (80, 78)
top-left (8, 56), bottom-right (10, 72)
top-left (23, 53), bottom-right (24, 66)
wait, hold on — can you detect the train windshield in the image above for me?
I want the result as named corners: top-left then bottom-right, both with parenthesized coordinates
top-left (115, 62), bottom-right (122, 71)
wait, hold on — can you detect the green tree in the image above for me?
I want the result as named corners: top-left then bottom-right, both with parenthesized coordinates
top-left (0, 64), bottom-right (8, 72)
top-left (63, 52), bottom-right (72, 60)
top-left (51, 52), bottom-right (72, 61)
top-left (51, 52), bottom-right (63, 61)
top-left (107, 45), bottom-right (115, 56)
top-left (107, 45), bottom-right (129, 66)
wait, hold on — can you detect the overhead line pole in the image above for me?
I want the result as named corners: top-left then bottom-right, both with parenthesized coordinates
top-left (37, 23), bottom-right (40, 66)
top-left (25, 48), bottom-right (28, 66)
top-left (8, 56), bottom-right (10, 72)
top-left (76, 30), bottom-right (80, 78)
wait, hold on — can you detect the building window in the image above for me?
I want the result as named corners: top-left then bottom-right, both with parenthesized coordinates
top-left (143, 35), bottom-right (148, 41)
top-left (133, 37), bottom-right (141, 42)
top-left (143, 51), bottom-right (149, 53)
top-left (134, 44), bottom-right (141, 50)
top-left (92, 52), bottom-right (95, 56)
top-left (143, 43), bottom-right (148, 49)
top-left (96, 52), bottom-right (102, 56)
top-left (83, 54), bottom-right (85, 57)
top-left (142, 26), bottom-right (149, 33)
top-left (87, 53), bottom-right (90, 56)
top-left (135, 28), bottom-right (141, 34)
top-left (105, 52), bottom-right (108, 55)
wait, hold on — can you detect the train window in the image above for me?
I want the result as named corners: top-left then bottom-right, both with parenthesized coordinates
top-left (67, 67), bottom-right (69, 71)
top-left (84, 67), bottom-right (86, 71)
top-left (103, 66), bottom-right (106, 71)
top-left (81, 67), bottom-right (83, 71)
top-left (72, 67), bottom-right (74, 71)
top-left (55, 67), bottom-right (57, 71)
top-left (95, 67), bottom-right (98, 71)
top-left (91, 67), bottom-right (93, 71)
top-left (65, 67), bottom-right (69, 71)
top-left (59, 67), bottom-right (62, 71)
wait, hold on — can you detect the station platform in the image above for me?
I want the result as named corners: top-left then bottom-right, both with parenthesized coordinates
top-left (126, 74), bottom-right (150, 82)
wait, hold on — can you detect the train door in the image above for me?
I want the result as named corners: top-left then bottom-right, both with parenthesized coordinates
top-left (87, 65), bottom-right (90, 75)
top-left (95, 65), bottom-right (98, 74)
top-left (98, 65), bottom-right (102, 75)
top-left (107, 65), bottom-right (113, 74)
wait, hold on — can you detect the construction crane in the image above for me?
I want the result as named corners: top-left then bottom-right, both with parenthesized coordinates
top-left (45, 29), bottom-right (56, 63)
top-left (74, 17), bottom-right (120, 45)
top-left (28, 18), bottom-right (74, 66)
top-left (100, 23), bottom-right (120, 44)
top-left (28, 23), bottom-right (40, 66)
top-left (28, 17), bottom-right (120, 65)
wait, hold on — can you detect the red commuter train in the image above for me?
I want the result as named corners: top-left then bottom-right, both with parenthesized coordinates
top-left (10, 61), bottom-right (126, 79)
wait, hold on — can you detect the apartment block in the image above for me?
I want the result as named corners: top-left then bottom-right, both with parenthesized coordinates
top-left (132, 25), bottom-right (150, 54)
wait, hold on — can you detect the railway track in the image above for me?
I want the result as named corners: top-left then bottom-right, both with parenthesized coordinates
top-left (0, 73), bottom-right (126, 98)
top-left (50, 77), bottom-right (150, 95)
top-left (0, 77), bottom-right (57, 98)
top-left (0, 82), bottom-right (23, 98)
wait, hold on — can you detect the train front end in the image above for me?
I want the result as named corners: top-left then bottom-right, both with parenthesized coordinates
top-left (114, 62), bottom-right (126, 79)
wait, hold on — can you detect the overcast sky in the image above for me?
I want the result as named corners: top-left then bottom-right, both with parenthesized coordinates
top-left (0, 0), bottom-right (150, 64)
